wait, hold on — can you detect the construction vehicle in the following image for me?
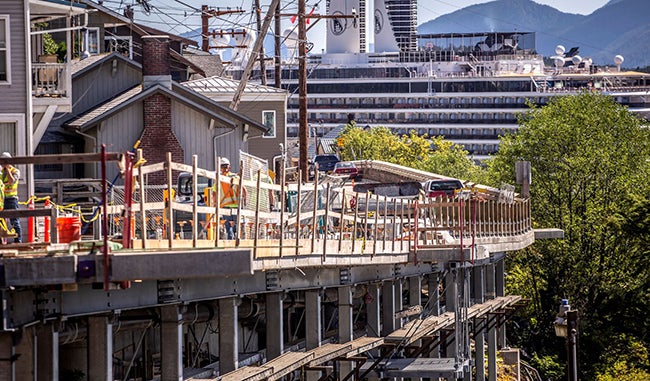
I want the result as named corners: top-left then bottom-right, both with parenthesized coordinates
top-left (171, 172), bottom-right (213, 238)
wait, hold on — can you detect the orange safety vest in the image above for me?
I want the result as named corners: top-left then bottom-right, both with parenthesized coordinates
top-left (1, 166), bottom-right (18, 198)
top-left (213, 172), bottom-right (240, 208)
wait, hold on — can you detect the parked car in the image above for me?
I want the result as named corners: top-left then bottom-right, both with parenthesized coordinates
top-left (423, 179), bottom-right (464, 198)
top-left (333, 161), bottom-right (359, 179)
top-left (312, 154), bottom-right (340, 172)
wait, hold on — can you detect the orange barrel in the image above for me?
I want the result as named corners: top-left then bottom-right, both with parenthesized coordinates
top-left (56, 216), bottom-right (82, 243)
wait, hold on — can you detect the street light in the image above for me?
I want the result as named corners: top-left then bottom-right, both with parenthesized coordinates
top-left (554, 299), bottom-right (578, 381)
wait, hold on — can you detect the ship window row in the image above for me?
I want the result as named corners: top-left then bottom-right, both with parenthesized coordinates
top-left (287, 124), bottom-right (516, 139)
top-left (291, 96), bottom-right (538, 109)
top-left (288, 111), bottom-right (522, 124)
top-left (290, 80), bottom-right (535, 93)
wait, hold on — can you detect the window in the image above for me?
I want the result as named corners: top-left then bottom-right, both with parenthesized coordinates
top-left (262, 110), bottom-right (276, 138)
top-left (85, 28), bottom-right (100, 54)
top-left (0, 16), bottom-right (11, 83)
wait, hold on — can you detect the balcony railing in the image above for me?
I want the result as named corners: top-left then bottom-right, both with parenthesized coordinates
top-left (32, 62), bottom-right (69, 98)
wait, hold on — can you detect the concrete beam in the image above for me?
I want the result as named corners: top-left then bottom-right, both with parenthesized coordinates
top-left (160, 305), bottom-right (183, 381)
top-left (265, 292), bottom-right (284, 360)
top-left (218, 297), bottom-right (239, 375)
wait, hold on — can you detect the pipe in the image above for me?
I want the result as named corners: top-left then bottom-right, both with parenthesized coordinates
top-left (30, 12), bottom-right (89, 35)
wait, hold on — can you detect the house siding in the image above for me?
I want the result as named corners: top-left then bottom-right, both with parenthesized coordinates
top-left (72, 59), bottom-right (141, 114)
top-left (95, 102), bottom-right (144, 181)
top-left (0, 1), bottom-right (27, 115)
top-left (172, 101), bottom-right (245, 172)
top-left (217, 100), bottom-right (287, 169)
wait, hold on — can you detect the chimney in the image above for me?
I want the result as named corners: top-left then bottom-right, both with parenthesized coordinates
top-left (142, 35), bottom-right (172, 89)
top-left (139, 35), bottom-right (184, 184)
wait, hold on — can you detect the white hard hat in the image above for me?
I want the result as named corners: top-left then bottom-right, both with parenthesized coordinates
top-left (1, 152), bottom-right (11, 158)
top-left (220, 158), bottom-right (230, 166)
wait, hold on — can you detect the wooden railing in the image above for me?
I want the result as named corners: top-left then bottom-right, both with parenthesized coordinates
top-left (105, 154), bottom-right (533, 262)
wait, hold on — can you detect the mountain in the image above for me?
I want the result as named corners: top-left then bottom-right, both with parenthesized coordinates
top-left (418, 0), bottom-right (650, 69)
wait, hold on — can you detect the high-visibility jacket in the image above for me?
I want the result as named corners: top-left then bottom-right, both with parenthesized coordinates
top-left (0, 181), bottom-right (4, 211)
top-left (1, 166), bottom-right (19, 198)
top-left (214, 172), bottom-right (241, 208)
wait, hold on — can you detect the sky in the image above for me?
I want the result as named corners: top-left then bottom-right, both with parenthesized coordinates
top-left (114, 0), bottom-right (611, 51)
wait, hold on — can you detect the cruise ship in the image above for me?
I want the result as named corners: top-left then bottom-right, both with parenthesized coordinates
top-left (226, 0), bottom-right (650, 159)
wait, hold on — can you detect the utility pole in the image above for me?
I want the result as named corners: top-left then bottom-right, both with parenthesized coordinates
top-left (200, 6), bottom-right (245, 52)
top-left (274, 3), bottom-right (281, 88)
top-left (298, 0), bottom-right (308, 181)
top-left (230, 0), bottom-right (281, 111)
top-left (254, 0), bottom-right (267, 85)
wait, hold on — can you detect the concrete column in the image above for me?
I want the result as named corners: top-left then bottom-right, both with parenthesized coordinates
top-left (338, 286), bottom-right (353, 380)
top-left (408, 276), bottom-right (422, 308)
top-left (487, 317), bottom-right (497, 381)
top-left (0, 332), bottom-right (16, 381)
top-left (161, 305), bottom-right (183, 381)
top-left (36, 323), bottom-right (59, 381)
top-left (485, 264), bottom-right (495, 300)
top-left (473, 266), bottom-right (486, 381)
top-left (444, 269), bottom-right (457, 358)
top-left (88, 316), bottom-right (113, 381)
top-left (485, 263), bottom-right (497, 381)
top-left (218, 297), bottom-right (239, 375)
top-left (381, 281), bottom-right (396, 336)
top-left (265, 293), bottom-right (284, 360)
top-left (427, 273), bottom-right (441, 358)
top-left (305, 290), bottom-right (322, 381)
top-left (366, 284), bottom-right (381, 338)
top-left (495, 259), bottom-right (506, 348)
top-left (445, 270), bottom-right (456, 312)
top-left (394, 279), bottom-right (403, 330)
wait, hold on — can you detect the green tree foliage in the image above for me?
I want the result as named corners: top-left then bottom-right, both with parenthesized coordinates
top-left (488, 92), bottom-right (650, 379)
top-left (337, 124), bottom-right (486, 182)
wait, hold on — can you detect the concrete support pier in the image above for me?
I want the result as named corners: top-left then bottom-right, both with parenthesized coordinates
top-left (88, 316), bottom-right (113, 381)
top-left (218, 297), bottom-right (239, 375)
top-left (160, 305), bottom-right (183, 381)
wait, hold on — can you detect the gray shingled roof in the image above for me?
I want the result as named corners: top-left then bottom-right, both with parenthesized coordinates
top-left (66, 86), bottom-right (144, 128)
top-left (71, 52), bottom-right (141, 78)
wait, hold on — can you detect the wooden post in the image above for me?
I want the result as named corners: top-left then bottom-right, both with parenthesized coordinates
top-left (166, 152), bottom-right (174, 249)
top-left (338, 188), bottom-right (345, 252)
top-left (235, 159), bottom-right (245, 246)
top-left (279, 153), bottom-right (286, 256)
top-left (192, 155), bottom-right (198, 247)
top-left (372, 193), bottom-right (379, 257)
top-left (322, 183), bottom-right (330, 259)
top-left (311, 169), bottom-right (319, 253)
top-left (254, 169), bottom-right (262, 258)
top-left (214, 156), bottom-right (221, 246)
top-left (352, 190), bottom-right (359, 252)
top-left (295, 170), bottom-right (302, 256)
top-left (138, 149), bottom-right (147, 249)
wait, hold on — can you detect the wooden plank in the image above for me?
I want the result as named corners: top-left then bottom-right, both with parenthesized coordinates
top-left (263, 351), bottom-right (314, 381)
top-left (345, 337), bottom-right (385, 357)
top-left (307, 343), bottom-right (352, 366)
top-left (0, 152), bottom-right (120, 165)
top-left (216, 366), bottom-right (273, 381)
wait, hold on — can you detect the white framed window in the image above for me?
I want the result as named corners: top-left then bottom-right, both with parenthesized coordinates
top-left (0, 16), bottom-right (11, 84)
top-left (262, 110), bottom-right (276, 138)
top-left (85, 27), bottom-right (100, 54)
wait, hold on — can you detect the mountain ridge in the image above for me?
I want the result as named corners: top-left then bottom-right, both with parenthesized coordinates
top-left (418, 0), bottom-right (650, 68)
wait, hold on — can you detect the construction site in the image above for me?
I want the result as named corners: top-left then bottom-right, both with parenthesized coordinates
top-left (0, 150), bottom-right (556, 381)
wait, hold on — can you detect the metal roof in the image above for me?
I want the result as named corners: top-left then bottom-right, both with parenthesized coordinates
top-left (183, 76), bottom-right (287, 95)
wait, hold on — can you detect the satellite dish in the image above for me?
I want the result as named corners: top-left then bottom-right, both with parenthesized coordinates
top-left (571, 55), bottom-right (582, 65)
top-left (555, 45), bottom-right (566, 56)
top-left (553, 57), bottom-right (565, 68)
top-left (614, 55), bottom-right (624, 65)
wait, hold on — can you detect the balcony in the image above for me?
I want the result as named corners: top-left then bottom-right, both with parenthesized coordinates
top-left (31, 61), bottom-right (72, 113)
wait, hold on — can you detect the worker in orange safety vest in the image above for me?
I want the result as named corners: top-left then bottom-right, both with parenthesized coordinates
top-left (212, 158), bottom-right (246, 239)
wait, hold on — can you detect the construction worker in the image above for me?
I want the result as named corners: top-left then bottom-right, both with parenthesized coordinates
top-left (212, 158), bottom-right (246, 239)
top-left (1, 152), bottom-right (21, 243)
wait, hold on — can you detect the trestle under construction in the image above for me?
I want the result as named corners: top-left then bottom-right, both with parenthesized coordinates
top-left (0, 151), bottom-right (558, 381)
